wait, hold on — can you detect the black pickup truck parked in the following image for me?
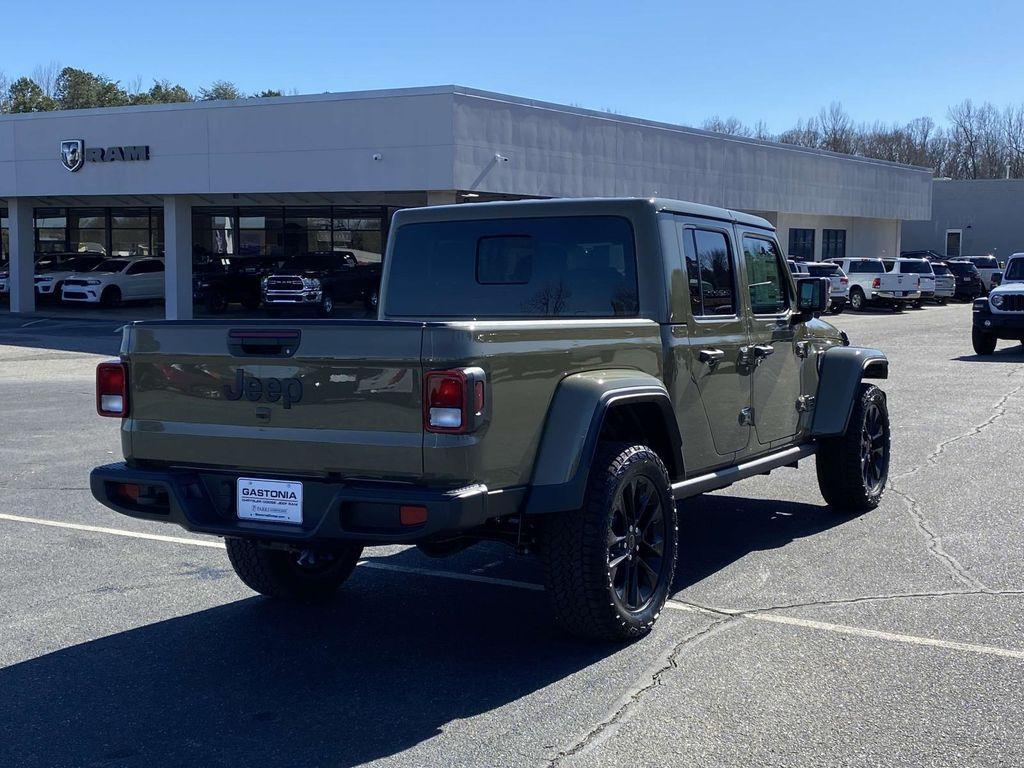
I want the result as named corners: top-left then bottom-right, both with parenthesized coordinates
top-left (262, 251), bottom-right (382, 316)
top-left (193, 256), bottom-right (279, 314)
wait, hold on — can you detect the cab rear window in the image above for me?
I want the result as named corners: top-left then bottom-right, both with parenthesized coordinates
top-left (387, 216), bottom-right (638, 318)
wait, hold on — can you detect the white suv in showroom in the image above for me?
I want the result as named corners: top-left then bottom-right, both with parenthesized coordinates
top-left (61, 257), bottom-right (165, 307)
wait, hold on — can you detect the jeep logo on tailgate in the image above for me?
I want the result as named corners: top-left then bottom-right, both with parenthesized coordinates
top-left (223, 369), bottom-right (303, 409)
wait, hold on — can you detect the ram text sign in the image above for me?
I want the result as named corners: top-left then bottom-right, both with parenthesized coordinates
top-left (60, 139), bottom-right (150, 172)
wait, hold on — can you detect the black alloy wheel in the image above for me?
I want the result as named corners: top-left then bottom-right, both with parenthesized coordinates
top-left (860, 400), bottom-right (888, 495)
top-left (607, 475), bottom-right (669, 613)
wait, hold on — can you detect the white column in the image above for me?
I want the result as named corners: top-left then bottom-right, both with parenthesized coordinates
top-left (426, 190), bottom-right (458, 206)
top-left (9, 198), bottom-right (35, 314)
top-left (163, 195), bottom-right (192, 320)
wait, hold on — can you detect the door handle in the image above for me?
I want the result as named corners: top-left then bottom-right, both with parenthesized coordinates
top-left (698, 348), bottom-right (726, 367)
top-left (751, 344), bottom-right (775, 359)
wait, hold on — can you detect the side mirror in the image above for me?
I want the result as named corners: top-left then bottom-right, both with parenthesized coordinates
top-left (795, 277), bottom-right (829, 318)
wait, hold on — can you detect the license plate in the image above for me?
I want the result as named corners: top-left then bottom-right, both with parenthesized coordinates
top-left (237, 477), bottom-right (303, 524)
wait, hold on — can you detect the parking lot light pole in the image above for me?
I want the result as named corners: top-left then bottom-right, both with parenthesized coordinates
top-left (9, 198), bottom-right (35, 315)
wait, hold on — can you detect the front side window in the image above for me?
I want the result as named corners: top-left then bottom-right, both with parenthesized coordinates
top-left (743, 236), bottom-right (789, 314)
top-left (1005, 259), bottom-right (1024, 280)
top-left (387, 216), bottom-right (637, 318)
top-left (685, 229), bottom-right (736, 317)
top-left (788, 228), bottom-right (815, 260)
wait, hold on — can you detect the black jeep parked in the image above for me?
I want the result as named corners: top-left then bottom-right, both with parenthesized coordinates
top-left (262, 251), bottom-right (382, 316)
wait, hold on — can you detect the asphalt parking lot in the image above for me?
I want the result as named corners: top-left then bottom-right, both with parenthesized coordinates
top-left (1, 303), bottom-right (1022, 768)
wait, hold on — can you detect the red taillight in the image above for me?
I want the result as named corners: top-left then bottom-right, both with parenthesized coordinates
top-left (424, 370), bottom-right (468, 433)
top-left (400, 505), bottom-right (428, 526)
top-left (872, 278), bottom-right (881, 288)
top-left (96, 361), bottom-right (128, 417)
top-left (840, 277), bottom-right (849, 284)
top-left (424, 368), bottom-right (486, 434)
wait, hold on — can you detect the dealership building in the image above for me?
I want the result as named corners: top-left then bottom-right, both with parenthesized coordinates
top-left (0, 85), bottom-right (932, 318)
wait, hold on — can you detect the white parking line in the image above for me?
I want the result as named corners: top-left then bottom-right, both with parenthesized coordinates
top-left (0, 513), bottom-right (224, 548)
top-left (2, 511), bottom-right (1022, 661)
top-left (663, 601), bottom-right (1024, 661)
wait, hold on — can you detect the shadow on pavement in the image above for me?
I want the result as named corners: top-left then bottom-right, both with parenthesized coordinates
top-left (953, 346), bottom-right (1024, 363)
top-left (675, 493), bottom-right (853, 590)
top-left (0, 560), bottom-right (610, 768)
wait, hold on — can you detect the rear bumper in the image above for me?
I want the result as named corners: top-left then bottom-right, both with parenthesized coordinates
top-left (90, 462), bottom-right (522, 545)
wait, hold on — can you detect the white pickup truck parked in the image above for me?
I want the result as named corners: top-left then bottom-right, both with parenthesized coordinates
top-left (827, 257), bottom-right (918, 312)
top-left (883, 258), bottom-right (936, 309)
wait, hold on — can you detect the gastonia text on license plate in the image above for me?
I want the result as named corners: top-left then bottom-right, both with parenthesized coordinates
top-left (237, 478), bottom-right (303, 524)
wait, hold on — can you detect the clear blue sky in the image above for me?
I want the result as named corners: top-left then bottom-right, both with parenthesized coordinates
top-left (6, 0), bottom-right (1022, 131)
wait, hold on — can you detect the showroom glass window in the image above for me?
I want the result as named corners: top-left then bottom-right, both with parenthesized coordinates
top-left (822, 229), bottom-right (846, 260)
top-left (1, 208), bottom-right (8, 263)
top-left (788, 228), bottom-right (814, 260)
top-left (192, 209), bottom-right (236, 259)
top-left (35, 209), bottom-right (68, 254)
top-left (68, 209), bottom-right (106, 255)
top-left (111, 209), bottom-right (152, 257)
top-left (193, 206), bottom-right (385, 263)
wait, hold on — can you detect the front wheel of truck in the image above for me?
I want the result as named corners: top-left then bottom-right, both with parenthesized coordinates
top-left (541, 443), bottom-right (678, 642)
top-left (225, 538), bottom-right (363, 601)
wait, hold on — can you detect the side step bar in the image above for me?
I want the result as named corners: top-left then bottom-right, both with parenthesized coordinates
top-left (671, 443), bottom-right (817, 500)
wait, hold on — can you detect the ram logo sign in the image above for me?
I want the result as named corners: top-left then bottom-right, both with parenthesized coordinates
top-left (60, 140), bottom-right (150, 172)
top-left (60, 139), bottom-right (84, 172)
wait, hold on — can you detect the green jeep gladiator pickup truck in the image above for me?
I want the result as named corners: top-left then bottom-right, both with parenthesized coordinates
top-left (91, 198), bottom-right (891, 641)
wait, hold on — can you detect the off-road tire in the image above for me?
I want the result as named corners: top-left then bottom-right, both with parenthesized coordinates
top-left (541, 443), bottom-right (678, 642)
top-left (225, 538), bottom-right (363, 601)
top-left (318, 292), bottom-right (335, 317)
top-left (100, 286), bottom-right (122, 308)
top-left (205, 289), bottom-right (228, 314)
top-left (849, 287), bottom-right (866, 312)
top-left (972, 327), bottom-right (997, 355)
top-left (365, 288), bottom-right (379, 313)
top-left (816, 384), bottom-right (890, 513)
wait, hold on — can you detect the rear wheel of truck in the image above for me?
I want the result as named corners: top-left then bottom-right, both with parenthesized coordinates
top-left (816, 384), bottom-right (890, 513)
top-left (972, 327), bottom-right (997, 355)
top-left (541, 443), bottom-right (678, 642)
top-left (849, 288), bottom-right (866, 311)
top-left (225, 538), bottom-right (363, 601)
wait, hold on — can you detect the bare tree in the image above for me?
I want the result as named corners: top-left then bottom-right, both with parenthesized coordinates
top-left (701, 116), bottom-right (752, 136)
top-left (31, 60), bottom-right (60, 98)
top-left (818, 102), bottom-right (855, 153)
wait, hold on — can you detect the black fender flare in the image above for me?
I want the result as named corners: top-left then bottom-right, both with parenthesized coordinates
top-left (811, 346), bottom-right (888, 438)
top-left (523, 370), bottom-right (683, 515)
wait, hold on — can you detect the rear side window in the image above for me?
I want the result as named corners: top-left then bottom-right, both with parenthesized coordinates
top-left (387, 216), bottom-right (637, 318)
top-left (685, 229), bottom-right (736, 317)
top-left (807, 264), bottom-right (837, 277)
top-left (1006, 260), bottom-right (1024, 280)
top-left (742, 236), bottom-right (789, 314)
top-left (849, 259), bottom-right (884, 274)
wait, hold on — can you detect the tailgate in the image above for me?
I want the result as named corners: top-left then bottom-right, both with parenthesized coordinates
top-left (124, 320), bottom-right (425, 479)
top-left (880, 273), bottom-right (913, 292)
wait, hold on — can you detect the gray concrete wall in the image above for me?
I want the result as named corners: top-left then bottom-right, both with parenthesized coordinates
top-left (0, 85), bottom-right (931, 224)
top-left (0, 88), bottom-right (457, 197)
top-left (901, 179), bottom-right (1024, 260)
top-left (450, 89), bottom-right (933, 221)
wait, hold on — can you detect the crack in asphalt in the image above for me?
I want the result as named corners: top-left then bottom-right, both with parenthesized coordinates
top-left (886, 362), bottom-right (1024, 591)
top-left (892, 362), bottom-right (1024, 485)
top-left (888, 486), bottom-right (988, 590)
top-left (544, 614), bottom-right (737, 767)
